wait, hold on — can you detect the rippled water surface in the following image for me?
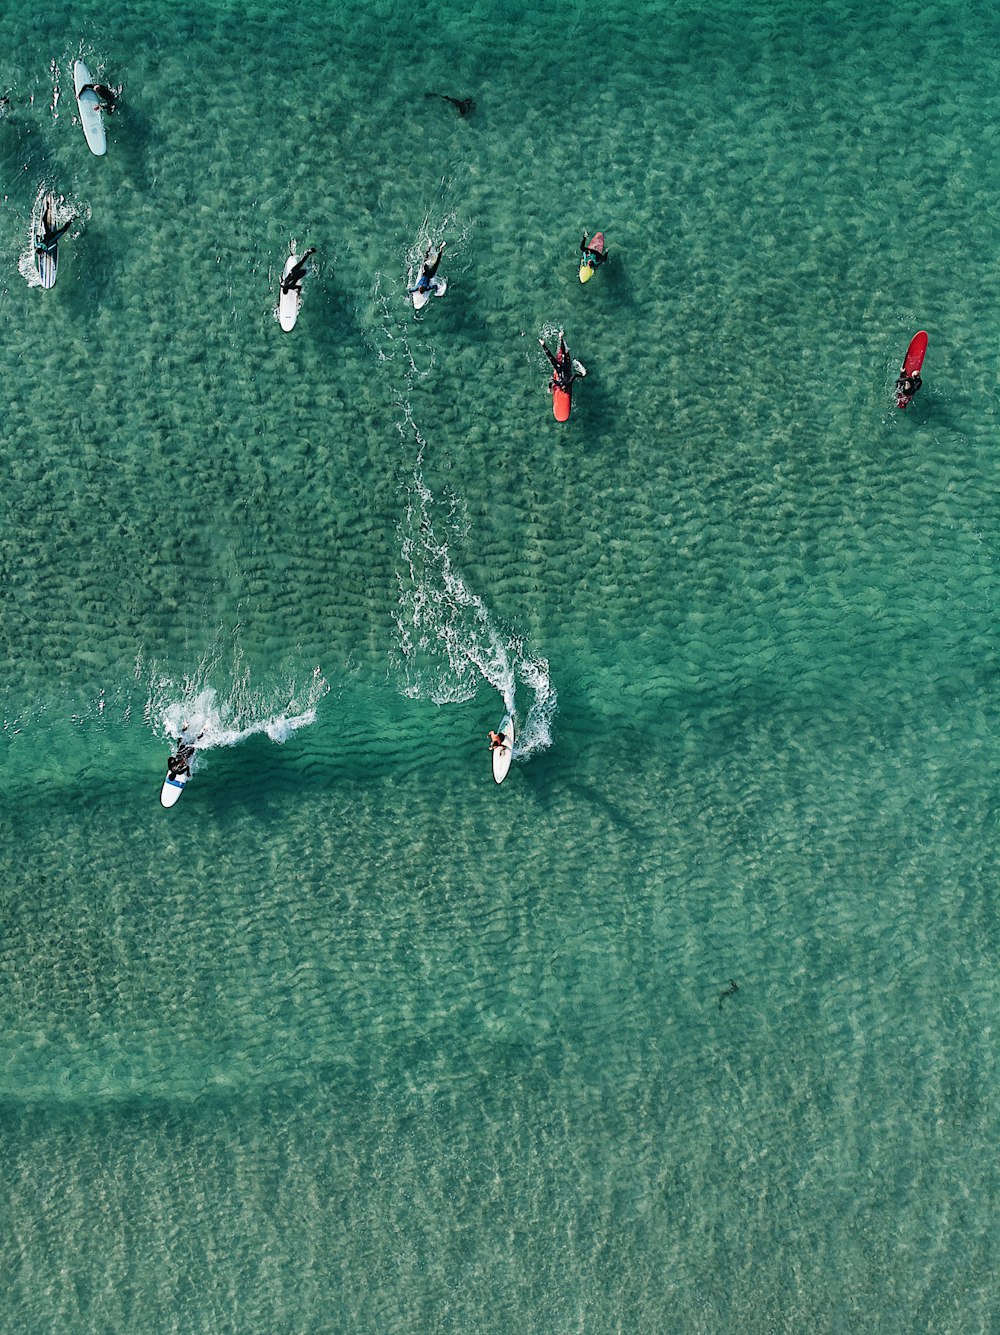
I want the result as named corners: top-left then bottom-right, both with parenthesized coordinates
top-left (2, 0), bottom-right (1000, 1329)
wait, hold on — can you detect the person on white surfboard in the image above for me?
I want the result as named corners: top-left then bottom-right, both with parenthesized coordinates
top-left (79, 80), bottom-right (118, 113)
top-left (408, 242), bottom-right (446, 300)
top-left (35, 197), bottom-right (72, 260)
top-left (489, 722), bottom-right (515, 783)
top-left (280, 247), bottom-right (315, 300)
top-left (166, 728), bottom-right (203, 782)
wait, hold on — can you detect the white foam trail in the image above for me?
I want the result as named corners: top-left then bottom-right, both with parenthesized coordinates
top-left (393, 441), bottom-right (556, 760)
top-left (362, 202), bottom-right (556, 765)
top-left (146, 656), bottom-right (328, 756)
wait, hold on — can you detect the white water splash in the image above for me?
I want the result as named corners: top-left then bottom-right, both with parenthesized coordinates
top-left (394, 443), bottom-right (556, 761)
top-left (362, 201), bottom-right (555, 766)
top-left (143, 653), bottom-right (328, 756)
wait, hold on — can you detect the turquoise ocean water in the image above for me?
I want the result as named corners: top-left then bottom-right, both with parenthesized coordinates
top-left (2, 0), bottom-right (1000, 1328)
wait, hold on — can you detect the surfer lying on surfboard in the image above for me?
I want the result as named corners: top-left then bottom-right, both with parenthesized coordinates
top-left (35, 198), bottom-right (72, 257)
top-left (408, 242), bottom-right (446, 296)
top-left (166, 727), bottom-right (204, 781)
top-left (78, 80), bottom-right (118, 113)
top-left (895, 369), bottom-right (922, 409)
top-left (280, 247), bottom-right (316, 296)
top-left (488, 730), bottom-right (508, 752)
top-left (579, 231), bottom-right (608, 276)
top-left (539, 331), bottom-right (580, 395)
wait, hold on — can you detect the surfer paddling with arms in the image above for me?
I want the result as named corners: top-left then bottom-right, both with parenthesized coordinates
top-left (280, 247), bottom-right (316, 297)
top-left (539, 330), bottom-right (581, 394)
top-left (895, 367), bottom-right (922, 410)
top-left (579, 231), bottom-right (609, 278)
top-left (540, 330), bottom-right (585, 421)
top-left (166, 725), bottom-right (204, 782)
top-left (409, 242), bottom-right (446, 297)
top-left (895, 331), bottom-right (928, 411)
top-left (489, 719), bottom-right (515, 783)
top-left (35, 196), bottom-right (72, 257)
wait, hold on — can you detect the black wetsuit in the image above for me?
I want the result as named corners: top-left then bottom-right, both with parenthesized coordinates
top-left (281, 247), bottom-right (316, 294)
top-left (35, 218), bottom-right (71, 255)
top-left (167, 741), bottom-right (196, 780)
top-left (541, 336), bottom-right (577, 392)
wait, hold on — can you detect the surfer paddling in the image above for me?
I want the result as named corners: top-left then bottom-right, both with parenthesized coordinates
top-left (409, 242), bottom-right (446, 297)
top-left (895, 331), bottom-right (927, 411)
top-left (167, 726), bottom-right (204, 781)
top-left (280, 247), bottom-right (316, 296)
top-left (895, 368), bottom-right (922, 410)
top-left (489, 720), bottom-right (515, 783)
top-left (579, 231), bottom-right (608, 275)
top-left (35, 196), bottom-right (72, 256)
top-left (539, 330), bottom-right (580, 395)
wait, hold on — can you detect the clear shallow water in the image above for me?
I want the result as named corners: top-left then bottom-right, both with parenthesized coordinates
top-left (2, 0), bottom-right (1000, 1329)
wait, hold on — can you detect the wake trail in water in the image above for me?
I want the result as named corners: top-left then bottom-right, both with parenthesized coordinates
top-left (361, 205), bottom-right (557, 764)
top-left (142, 648), bottom-right (329, 755)
top-left (392, 416), bottom-right (556, 761)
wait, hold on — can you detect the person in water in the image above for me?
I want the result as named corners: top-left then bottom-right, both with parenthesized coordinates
top-left (539, 330), bottom-right (578, 394)
top-left (166, 726), bottom-right (204, 780)
top-left (579, 231), bottom-right (608, 274)
top-left (896, 370), bottom-right (922, 405)
top-left (35, 200), bottom-right (72, 255)
top-left (81, 81), bottom-right (118, 113)
top-left (488, 730), bottom-right (507, 751)
top-left (409, 242), bottom-right (446, 295)
top-left (280, 247), bottom-right (316, 295)
top-left (166, 743), bottom-right (194, 781)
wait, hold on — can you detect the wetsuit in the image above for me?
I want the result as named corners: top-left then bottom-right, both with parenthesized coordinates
top-left (281, 247), bottom-right (316, 294)
top-left (410, 246), bottom-right (444, 294)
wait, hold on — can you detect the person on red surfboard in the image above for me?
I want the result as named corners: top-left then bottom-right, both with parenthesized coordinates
top-left (895, 331), bottom-right (927, 410)
top-left (579, 230), bottom-right (609, 281)
top-left (539, 330), bottom-right (582, 421)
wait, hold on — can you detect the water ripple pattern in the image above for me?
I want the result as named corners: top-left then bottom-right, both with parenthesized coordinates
top-left (1, 0), bottom-right (1000, 1331)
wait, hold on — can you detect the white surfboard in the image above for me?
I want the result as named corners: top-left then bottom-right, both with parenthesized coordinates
top-left (159, 771), bottom-right (188, 808)
top-left (74, 61), bottom-right (107, 156)
top-left (160, 735), bottom-right (199, 807)
top-left (35, 194), bottom-right (59, 289)
top-left (279, 253), bottom-right (302, 331)
top-left (491, 717), bottom-right (515, 784)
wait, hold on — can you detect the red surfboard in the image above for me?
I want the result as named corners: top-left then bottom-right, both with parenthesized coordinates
top-left (552, 384), bottom-right (572, 421)
top-left (896, 330), bottom-right (927, 410)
